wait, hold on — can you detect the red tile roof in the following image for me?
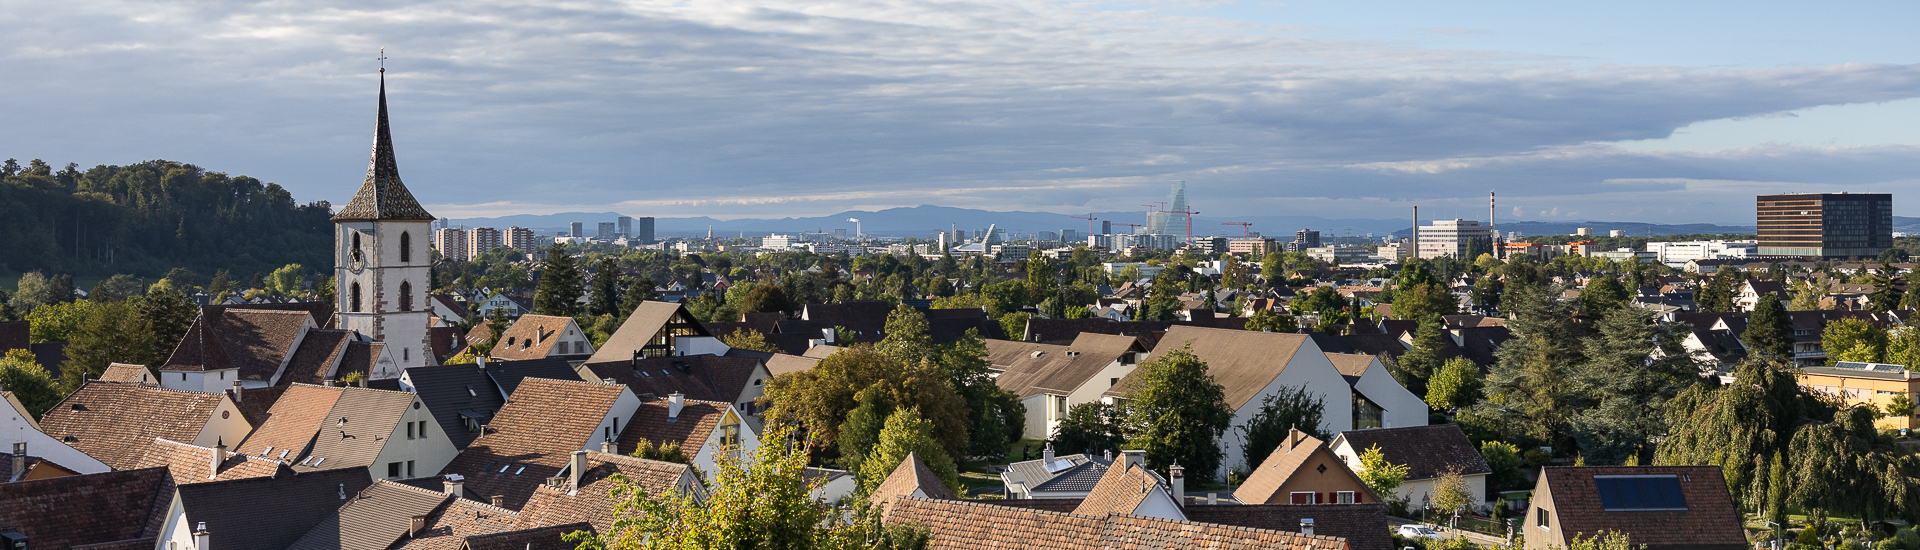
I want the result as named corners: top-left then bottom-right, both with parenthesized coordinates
top-left (1535, 466), bottom-right (1747, 550)
top-left (237, 383), bottom-right (346, 459)
top-left (135, 438), bottom-right (290, 484)
top-left (441, 378), bottom-right (631, 510)
top-left (39, 381), bottom-right (237, 470)
top-left (885, 496), bottom-right (1352, 550)
top-left (515, 451), bottom-right (698, 533)
top-left (614, 398), bottom-right (728, 459)
top-left (0, 467), bottom-right (174, 549)
top-left (161, 308), bottom-right (314, 381)
top-left (869, 452), bottom-right (958, 512)
top-left (393, 496), bottom-right (525, 550)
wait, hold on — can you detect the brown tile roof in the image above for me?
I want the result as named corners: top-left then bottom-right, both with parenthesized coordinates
top-left (585, 301), bottom-right (703, 364)
top-left (1235, 430), bottom-right (1372, 505)
top-left (441, 378), bottom-right (631, 510)
top-left (987, 340), bottom-right (1071, 398)
top-left (0, 467), bottom-right (174, 549)
top-left (39, 381), bottom-right (237, 470)
top-left (869, 452), bottom-right (958, 511)
top-left (136, 437), bottom-right (290, 483)
top-left (335, 340), bottom-right (389, 382)
top-left (333, 77), bottom-right (436, 221)
top-left (1025, 333), bottom-right (1145, 395)
top-left (100, 363), bottom-right (156, 385)
top-left (1184, 504), bottom-right (1391, 550)
top-left (238, 384), bottom-right (347, 460)
top-left (491, 315), bottom-right (584, 361)
top-left (287, 479), bottom-right (454, 550)
top-left (232, 385), bottom-right (289, 427)
top-left (395, 497), bottom-right (526, 550)
top-left (764, 353), bottom-right (819, 376)
top-left (1537, 466), bottom-right (1747, 550)
top-left (515, 451), bottom-right (698, 532)
top-left (885, 496), bottom-right (1352, 550)
top-left (161, 308), bottom-right (314, 381)
top-left (615, 398), bottom-right (729, 458)
top-left (1072, 460), bottom-right (1161, 516)
top-left (430, 325), bottom-right (469, 363)
top-left (432, 294), bottom-right (472, 320)
top-left (458, 522), bottom-right (592, 550)
top-left (1116, 326), bottom-right (1314, 410)
top-left (802, 345), bottom-right (841, 360)
top-left (1322, 353), bottom-right (1374, 379)
top-left (1332, 425), bottom-right (1489, 481)
top-left (279, 328), bottom-right (352, 386)
top-left (298, 386), bottom-right (424, 473)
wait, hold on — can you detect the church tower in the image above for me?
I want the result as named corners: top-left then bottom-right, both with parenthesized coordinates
top-left (333, 69), bottom-right (435, 369)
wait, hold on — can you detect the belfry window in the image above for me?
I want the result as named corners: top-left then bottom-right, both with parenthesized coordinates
top-left (400, 232), bottom-right (412, 263)
top-left (400, 281), bottom-right (413, 311)
top-left (351, 282), bottom-right (363, 312)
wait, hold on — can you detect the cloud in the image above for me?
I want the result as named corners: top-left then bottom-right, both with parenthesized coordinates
top-left (0, 0), bottom-right (1917, 224)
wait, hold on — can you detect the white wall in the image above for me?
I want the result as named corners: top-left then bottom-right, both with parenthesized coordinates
top-left (1130, 484), bottom-right (1187, 521)
top-left (1066, 360), bottom-right (1137, 410)
top-left (692, 409), bottom-right (762, 478)
top-left (1019, 394), bottom-right (1049, 439)
top-left (676, 336), bottom-right (731, 357)
top-left (589, 389), bottom-right (646, 451)
top-left (1218, 339), bottom-right (1353, 480)
top-left (1398, 473), bottom-right (1491, 512)
top-left (159, 368), bottom-right (243, 394)
top-left (368, 395), bottom-right (461, 481)
top-left (1353, 359), bottom-right (1428, 429)
top-left (336, 219), bottom-right (435, 370)
top-left (192, 397), bottom-right (254, 450)
top-left (0, 402), bottom-right (109, 475)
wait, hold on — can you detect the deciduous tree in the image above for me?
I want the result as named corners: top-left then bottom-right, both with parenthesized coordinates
top-left (858, 408), bottom-right (960, 493)
top-left (1236, 384), bottom-right (1326, 468)
top-left (1122, 345), bottom-right (1234, 481)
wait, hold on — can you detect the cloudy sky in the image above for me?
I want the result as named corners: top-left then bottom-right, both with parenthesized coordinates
top-left (4, 0), bottom-right (1919, 224)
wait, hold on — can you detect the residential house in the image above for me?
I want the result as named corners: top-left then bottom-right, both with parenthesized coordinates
top-left (1071, 451), bottom-right (1185, 520)
top-left (234, 383), bottom-right (460, 482)
top-left (1524, 466), bottom-right (1746, 550)
top-left (159, 306), bottom-right (318, 391)
top-left (430, 293), bottom-right (471, 327)
top-left (989, 333), bottom-right (1147, 439)
top-left (616, 394), bottom-right (760, 476)
top-left (484, 356), bottom-right (593, 396)
top-left (1235, 429), bottom-right (1378, 505)
top-left (439, 377), bottom-right (643, 509)
top-left (100, 362), bottom-right (159, 385)
top-left (1735, 279), bottom-right (1789, 312)
top-left (0, 467), bottom-right (176, 549)
top-left (471, 291), bottom-right (531, 319)
top-left (1329, 424), bottom-right (1491, 511)
top-left (155, 467), bottom-right (374, 550)
top-left (1797, 361), bottom-right (1920, 430)
top-left (399, 362), bottom-right (511, 448)
top-left (1322, 353), bottom-right (1426, 430)
top-left (0, 390), bottom-right (111, 479)
top-left (284, 478), bottom-right (574, 550)
top-left (586, 301), bottom-right (729, 363)
top-left (582, 354), bottom-right (771, 417)
top-left (868, 452), bottom-right (960, 514)
top-left (39, 381), bottom-right (254, 471)
top-left (515, 450), bottom-right (705, 532)
top-left (136, 437), bottom-right (291, 484)
top-left (490, 314), bottom-right (598, 361)
top-left (1000, 446), bottom-right (1113, 499)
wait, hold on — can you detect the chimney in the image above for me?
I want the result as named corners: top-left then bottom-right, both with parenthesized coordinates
top-left (193, 521), bottom-right (211, 550)
top-left (409, 515), bottom-right (429, 537)
top-left (1120, 449), bottom-right (1146, 470)
top-left (601, 439), bottom-right (612, 453)
top-left (667, 393), bottom-right (685, 420)
top-left (11, 442), bottom-right (25, 480)
top-left (1208, 492), bottom-right (1218, 505)
top-left (230, 380), bottom-right (243, 402)
top-left (569, 450), bottom-right (587, 494)
top-left (443, 474), bottom-right (464, 498)
top-left (475, 356), bottom-right (487, 371)
top-left (1300, 518), bottom-right (1315, 536)
top-left (209, 438), bottom-right (226, 479)
top-left (1042, 442), bottom-right (1055, 464)
top-left (1169, 463), bottom-right (1185, 506)
top-left (491, 495), bottom-right (505, 507)
top-left (323, 379), bottom-right (334, 387)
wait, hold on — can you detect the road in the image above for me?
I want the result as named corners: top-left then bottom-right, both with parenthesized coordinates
top-left (1385, 516), bottom-right (1510, 548)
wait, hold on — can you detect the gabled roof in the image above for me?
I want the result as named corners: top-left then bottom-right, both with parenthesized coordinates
top-left (298, 386), bottom-right (422, 473)
top-left (1003, 453), bottom-right (1112, 494)
top-left (0, 467), bottom-right (174, 549)
top-left (1072, 460), bottom-right (1165, 517)
top-left (585, 301), bottom-right (708, 364)
top-left (177, 467), bottom-right (375, 550)
top-left (394, 496), bottom-right (524, 550)
top-left (287, 479), bottom-right (453, 550)
top-left (583, 355), bottom-right (762, 403)
top-left (1184, 503), bottom-right (1392, 550)
top-left (491, 314), bottom-right (583, 361)
top-left (615, 398), bottom-right (730, 458)
top-left (1536, 466), bottom-right (1746, 550)
top-left (1322, 353), bottom-right (1374, 381)
top-left (332, 74), bottom-right (435, 222)
top-left (404, 364), bottom-right (508, 449)
top-left (1234, 430), bottom-right (1370, 505)
top-left (161, 307), bottom-right (314, 382)
top-left (335, 340), bottom-right (390, 381)
top-left (100, 363), bottom-right (157, 385)
top-left (764, 353), bottom-right (820, 376)
top-left (515, 451), bottom-right (699, 532)
top-left (136, 438), bottom-right (291, 483)
top-left (279, 328), bottom-right (352, 387)
top-left (483, 357), bottom-right (585, 397)
top-left (457, 522), bottom-right (592, 550)
top-left (431, 294), bottom-right (471, 320)
top-left (869, 452), bottom-right (958, 510)
top-left (1332, 424), bottom-right (1490, 481)
top-left (39, 381), bottom-right (236, 470)
top-left (238, 384), bottom-right (347, 460)
top-left (1116, 326), bottom-right (1315, 410)
top-left (1025, 333), bottom-right (1144, 395)
top-left (884, 496), bottom-right (1351, 550)
top-left (803, 345), bottom-right (842, 360)
top-left (441, 378), bottom-right (631, 509)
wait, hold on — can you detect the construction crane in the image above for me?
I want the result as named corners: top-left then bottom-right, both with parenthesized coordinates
top-left (1222, 222), bottom-right (1253, 237)
top-left (1163, 209), bottom-right (1199, 244)
top-left (1070, 213), bottom-right (1097, 236)
top-left (1109, 222), bottom-right (1143, 233)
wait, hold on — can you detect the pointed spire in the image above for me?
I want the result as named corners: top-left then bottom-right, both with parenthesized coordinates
top-left (334, 67), bottom-right (435, 222)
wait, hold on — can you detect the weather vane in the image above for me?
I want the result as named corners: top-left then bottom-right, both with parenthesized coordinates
top-left (378, 47), bottom-right (387, 73)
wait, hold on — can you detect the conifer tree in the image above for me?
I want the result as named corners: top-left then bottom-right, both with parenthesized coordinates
top-left (1742, 294), bottom-right (1794, 359)
top-left (532, 243), bottom-right (585, 316)
top-left (587, 256), bottom-right (622, 317)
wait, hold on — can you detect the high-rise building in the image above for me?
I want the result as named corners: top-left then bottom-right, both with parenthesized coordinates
top-left (835, 228), bottom-right (848, 241)
top-left (505, 226), bottom-right (537, 252)
top-left (1061, 229), bottom-right (1078, 243)
top-left (1289, 229), bottom-right (1321, 252)
top-left (618, 216), bottom-right (632, 238)
top-left (433, 227), bottom-right (468, 261)
top-left (1101, 220), bottom-right (1112, 235)
top-left (1416, 219), bottom-right (1494, 259)
top-left (597, 222), bottom-right (617, 239)
top-left (569, 222), bottom-right (583, 238)
top-left (635, 217), bottom-right (655, 244)
top-left (468, 227), bottom-right (503, 258)
top-left (1758, 193), bottom-right (1893, 257)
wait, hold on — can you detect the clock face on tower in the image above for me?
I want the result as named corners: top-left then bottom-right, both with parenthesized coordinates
top-left (348, 247), bottom-right (367, 274)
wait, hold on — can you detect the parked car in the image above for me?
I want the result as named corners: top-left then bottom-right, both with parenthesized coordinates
top-left (1397, 525), bottom-right (1444, 540)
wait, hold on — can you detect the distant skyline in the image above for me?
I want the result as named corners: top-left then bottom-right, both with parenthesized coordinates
top-left (4, 0), bottom-right (1919, 225)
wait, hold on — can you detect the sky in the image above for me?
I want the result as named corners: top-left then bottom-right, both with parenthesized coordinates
top-left (4, 0), bottom-right (1920, 225)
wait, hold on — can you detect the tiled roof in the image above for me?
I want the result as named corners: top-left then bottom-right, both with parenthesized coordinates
top-left (1184, 504), bottom-right (1391, 550)
top-left (287, 479), bottom-right (453, 550)
top-left (586, 301), bottom-right (705, 364)
top-left (583, 355), bottom-right (760, 403)
top-left (885, 496), bottom-right (1351, 550)
top-left (0, 320), bottom-right (27, 352)
top-left (986, 340), bottom-right (1070, 398)
top-left (798, 301), bottom-right (896, 343)
top-left (615, 398), bottom-right (728, 458)
top-left (1116, 326), bottom-right (1314, 409)
top-left (335, 340), bottom-right (389, 382)
top-left (393, 497), bottom-right (524, 550)
top-left (1071, 461), bottom-right (1162, 516)
top-left (441, 378), bottom-right (631, 510)
top-left (99, 363), bottom-right (156, 385)
top-left (484, 357), bottom-right (585, 397)
top-left (515, 452), bottom-right (697, 532)
top-left (432, 294), bottom-right (471, 320)
top-left (1003, 453), bottom-right (1112, 494)
top-left (161, 308), bottom-right (313, 381)
top-left (1025, 333), bottom-right (1144, 395)
top-left (332, 75), bottom-right (436, 221)
top-left (1235, 430), bottom-right (1371, 505)
top-left (1332, 425), bottom-right (1490, 481)
top-left (764, 353), bottom-right (820, 376)
top-left (279, 328), bottom-right (352, 386)
top-left (430, 326), bottom-right (469, 363)
top-left (1322, 353), bottom-right (1373, 379)
top-left (405, 364), bottom-right (507, 449)
top-left (458, 522), bottom-right (592, 550)
top-left (869, 452), bottom-right (958, 511)
top-left (177, 467), bottom-right (375, 550)
top-left (297, 386), bottom-right (423, 473)
top-left (136, 438), bottom-right (290, 483)
top-left (1538, 466), bottom-right (1747, 550)
top-left (238, 384), bottom-right (347, 460)
top-left (802, 345), bottom-right (842, 360)
top-left (39, 381), bottom-right (234, 470)
top-left (232, 385), bottom-right (289, 427)
top-left (491, 315), bottom-right (581, 361)
top-left (0, 467), bottom-right (174, 549)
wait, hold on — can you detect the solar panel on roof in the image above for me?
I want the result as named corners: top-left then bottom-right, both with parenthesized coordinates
top-left (1593, 475), bottom-right (1688, 511)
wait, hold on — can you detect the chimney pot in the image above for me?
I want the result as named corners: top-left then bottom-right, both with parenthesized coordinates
top-left (1042, 442), bottom-right (1055, 464)
top-left (409, 514), bottom-right (429, 537)
top-left (443, 474), bottom-right (464, 498)
top-left (323, 379), bottom-right (334, 387)
top-left (667, 393), bottom-right (685, 420)
top-left (1208, 492), bottom-right (1218, 505)
top-left (569, 450), bottom-right (588, 494)
top-left (1169, 463), bottom-right (1185, 506)
top-left (491, 495), bottom-right (505, 507)
top-left (193, 521), bottom-right (211, 550)
top-left (209, 438), bottom-right (227, 479)
top-left (230, 380), bottom-right (243, 402)
top-left (601, 439), bottom-right (612, 453)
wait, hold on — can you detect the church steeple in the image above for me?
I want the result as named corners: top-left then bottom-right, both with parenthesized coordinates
top-left (333, 68), bottom-right (434, 222)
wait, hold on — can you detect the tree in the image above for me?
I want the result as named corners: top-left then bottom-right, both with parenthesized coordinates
top-left (859, 408), bottom-right (961, 493)
top-left (1122, 345), bottom-right (1234, 482)
top-left (997, 312), bottom-right (1030, 341)
top-left (1890, 326), bottom-right (1920, 370)
top-left (1430, 468), bottom-right (1474, 516)
top-left (61, 300), bottom-right (157, 388)
top-left (26, 300), bottom-right (90, 343)
top-left (1655, 360), bottom-right (1828, 508)
top-left (1479, 440), bottom-right (1526, 492)
top-left (762, 347), bottom-right (970, 459)
top-left (533, 243), bottom-right (585, 316)
top-left (89, 274), bottom-right (144, 302)
top-left (1244, 308), bottom-right (1297, 333)
top-left (1697, 269), bottom-right (1740, 312)
top-left (1870, 263), bottom-right (1905, 313)
top-left (1786, 406), bottom-right (1920, 526)
top-left (588, 257), bottom-right (623, 317)
top-left (620, 276), bottom-right (658, 317)
top-left (1888, 394), bottom-right (1916, 418)
top-left (942, 329), bottom-right (1025, 459)
top-left (135, 286), bottom-right (198, 356)
top-left (1580, 276), bottom-right (1629, 318)
top-left (0, 349), bottom-right (60, 418)
top-left (1742, 294), bottom-right (1794, 360)
top-left (1236, 384), bottom-right (1326, 468)
top-left (837, 386), bottom-right (893, 475)
top-left (1425, 357), bottom-right (1484, 412)
top-left (266, 264), bottom-right (305, 297)
top-left (1766, 450), bottom-right (1787, 527)
top-left (1051, 402), bottom-right (1127, 456)
top-left (1567, 531), bottom-right (1642, 550)
top-left (741, 284), bottom-right (793, 316)
top-left (1568, 307), bottom-right (1700, 465)
top-left (1822, 318), bottom-right (1888, 365)
top-left (722, 329), bottom-right (782, 354)
top-left (1476, 283), bottom-right (1583, 445)
top-left (1471, 275), bottom-right (1505, 314)
top-left (1393, 315), bottom-right (1449, 397)
top-left (1356, 444), bottom-right (1410, 504)
top-left (11, 272), bottom-right (57, 312)
top-left (1791, 279), bottom-right (1827, 311)
top-left (876, 305), bottom-right (934, 366)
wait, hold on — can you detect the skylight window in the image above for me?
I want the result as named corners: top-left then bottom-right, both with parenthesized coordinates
top-left (262, 446), bottom-right (275, 456)
top-left (312, 458), bottom-right (325, 467)
top-left (500, 463), bottom-right (512, 473)
top-left (1593, 475), bottom-right (1688, 511)
top-left (278, 449), bottom-right (290, 459)
top-left (1044, 459), bottom-right (1075, 473)
top-left (299, 456), bottom-right (314, 465)
top-left (514, 465), bottom-right (526, 475)
top-left (468, 386), bottom-right (477, 397)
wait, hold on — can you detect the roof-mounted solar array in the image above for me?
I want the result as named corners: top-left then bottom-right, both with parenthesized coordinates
top-left (1594, 475), bottom-right (1688, 511)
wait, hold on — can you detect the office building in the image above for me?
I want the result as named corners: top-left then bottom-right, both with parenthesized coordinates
top-left (468, 227), bottom-right (503, 258)
top-left (618, 216), bottom-right (632, 238)
top-left (763, 234), bottom-right (796, 249)
top-left (597, 222), bottom-right (617, 239)
top-left (1287, 229), bottom-right (1321, 252)
top-left (1609, 229), bottom-right (1626, 237)
top-left (1144, 180), bottom-right (1190, 238)
top-left (1061, 229), bottom-right (1078, 243)
top-left (1306, 246), bottom-right (1372, 265)
top-left (1645, 240), bottom-right (1758, 265)
top-left (1758, 193), bottom-right (1893, 257)
top-left (1416, 219), bottom-right (1494, 259)
top-left (1574, 227), bottom-right (1593, 236)
top-left (1037, 231), bottom-right (1058, 243)
top-left (434, 227), bottom-right (469, 261)
top-left (505, 226), bottom-right (537, 252)
top-left (1101, 220), bottom-right (1112, 235)
top-left (635, 217), bottom-right (656, 244)
top-left (1227, 238), bottom-right (1278, 256)
top-left (569, 222), bottom-right (583, 238)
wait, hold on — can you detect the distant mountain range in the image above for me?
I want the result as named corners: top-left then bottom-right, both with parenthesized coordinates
top-left (442, 205), bottom-right (1807, 241)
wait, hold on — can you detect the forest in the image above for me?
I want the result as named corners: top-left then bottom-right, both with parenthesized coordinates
top-left (0, 158), bottom-right (335, 285)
